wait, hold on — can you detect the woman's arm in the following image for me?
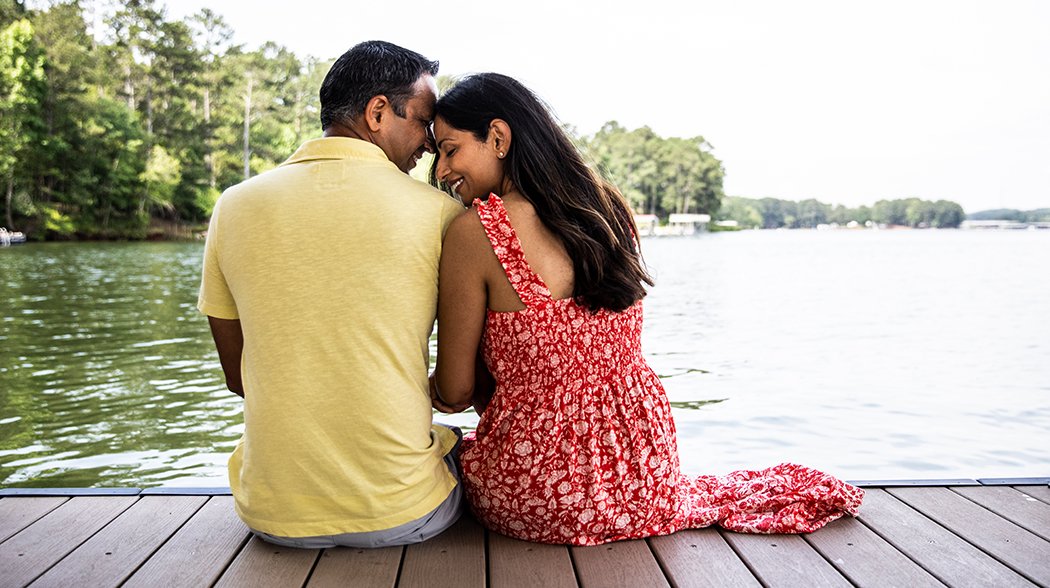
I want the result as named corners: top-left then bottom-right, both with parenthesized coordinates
top-left (471, 350), bottom-right (496, 415)
top-left (433, 210), bottom-right (491, 411)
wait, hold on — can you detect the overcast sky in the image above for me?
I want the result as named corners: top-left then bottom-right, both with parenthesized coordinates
top-left (160, 0), bottom-right (1048, 213)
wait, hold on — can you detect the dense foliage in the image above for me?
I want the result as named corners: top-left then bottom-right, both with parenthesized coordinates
top-left (3, 1), bottom-right (979, 239)
top-left (716, 196), bottom-right (967, 229)
top-left (1, 0), bottom-right (328, 239)
top-left (966, 208), bottom-right (1050, 222)
top-left (582, 122), bottom-right (724, 218)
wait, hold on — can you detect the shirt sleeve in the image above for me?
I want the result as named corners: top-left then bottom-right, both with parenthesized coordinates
top-left (197, 198), bottom-right (240, 319)
top-left (438, 196), bottom-right (467, 238)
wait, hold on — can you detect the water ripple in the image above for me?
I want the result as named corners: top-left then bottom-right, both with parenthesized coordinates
top-left (2, 234), bottom-right (1049, 486)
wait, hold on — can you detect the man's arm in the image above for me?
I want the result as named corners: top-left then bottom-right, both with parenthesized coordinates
top-left (207, 316), bottom-right (244, 397)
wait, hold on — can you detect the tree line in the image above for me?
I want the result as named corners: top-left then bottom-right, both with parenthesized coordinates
top-left (4, 1), bottom-right (972, 240)
top-left (581, 122), bottom-right (725, 219)
top-left (2, 0), bottom-right (728, 240)
top-left (1, 0), bottom-right (328, 239)
top-left (717, 196), bottom-right (967, 229)
top-left (966, 208), bottom-right (1050, 222)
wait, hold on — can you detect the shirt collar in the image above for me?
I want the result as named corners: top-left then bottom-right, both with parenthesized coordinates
top-left (281, 137), bottom-right (394, 167)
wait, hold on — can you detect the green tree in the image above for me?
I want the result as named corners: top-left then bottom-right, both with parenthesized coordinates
top-left (658, 136), bottom-right (724, 216)
top-left (214, 43), bottom-right (309, 184)
top-left (0, 18), bottom-right (45, 230)
top-left (873, 199), bottom-right (909, 226)
top-left (584, 122), bottom-right (724, 219)
top-left (106, 1), bottom-right (208, 223)
top-left (794, 198), bottom-right (829, 228)
top-left (25, 2), bottom-right (152, 238)
top-left (828, 204), bottom-right (851, 225)
top-left (853, 205), bottom-right (873, 225)
top-left (586, 123), bottom-right (660, 214)
top-left (140, 144), bottom-right (179, 216)
top-left (716, 196), bottom-right (762, 228)
top-left (2, 1), bottom-right (338, 238)
top-left (187, 7), bottom-right (232, 192)
top-left (0, 0), bottom-right (25, 27)
top-left (870, 198), bottom-right (966, 228)
top-left (77, 94), bottom-right (148, 237)
top-left (904, 198), bottom-right (934, 227)
top-left (755, 198), bottom-right (787, 228)
top-left (931, 200), bottom-right (965, 228)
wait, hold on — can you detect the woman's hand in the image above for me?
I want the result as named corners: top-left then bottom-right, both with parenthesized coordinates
top-left (430, 372), bottom-right (470, 414)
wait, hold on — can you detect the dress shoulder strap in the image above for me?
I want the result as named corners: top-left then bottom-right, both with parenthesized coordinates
top-left (474, 194), bottom-right (552, 308)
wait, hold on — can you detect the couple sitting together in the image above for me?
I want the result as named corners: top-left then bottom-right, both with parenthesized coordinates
top-left (198, 40), bottom-right (863, 548)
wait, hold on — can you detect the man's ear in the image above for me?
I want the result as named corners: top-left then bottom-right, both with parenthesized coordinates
top-left (488, 119), bottom-right (512, 158)
top-left (364, 95), bottom-right (388, 132)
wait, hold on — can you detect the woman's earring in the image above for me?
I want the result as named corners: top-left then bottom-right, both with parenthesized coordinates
top-left (498, 151), bottom-right (505, 159)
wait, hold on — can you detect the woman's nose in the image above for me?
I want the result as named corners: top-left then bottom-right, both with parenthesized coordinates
top-left (435, 156), bottom-right (449, 182)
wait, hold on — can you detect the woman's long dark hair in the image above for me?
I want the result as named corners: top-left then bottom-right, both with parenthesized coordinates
top-left (432, 73), bottom-right (652, 312)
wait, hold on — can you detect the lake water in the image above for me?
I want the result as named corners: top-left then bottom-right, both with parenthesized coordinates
top-left (1, 230), bottom-right (1047, 488)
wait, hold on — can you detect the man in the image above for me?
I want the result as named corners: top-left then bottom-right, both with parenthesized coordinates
top-left (198, 41), bottom-right (465, 548)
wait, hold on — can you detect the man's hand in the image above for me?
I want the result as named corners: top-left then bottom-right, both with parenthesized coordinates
top-left (430, 372), bottom-right (469, 413)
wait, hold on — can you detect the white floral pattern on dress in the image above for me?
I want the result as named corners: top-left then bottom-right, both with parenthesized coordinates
top-left (460, 194), bottom-right (864, 545)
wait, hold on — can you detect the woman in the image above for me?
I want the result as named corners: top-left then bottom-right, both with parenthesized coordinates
top-left (429, 73), bottom-right (862, 545)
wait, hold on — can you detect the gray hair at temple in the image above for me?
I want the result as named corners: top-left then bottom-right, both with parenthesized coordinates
top-left (319, 40), bottom-right (439, 130)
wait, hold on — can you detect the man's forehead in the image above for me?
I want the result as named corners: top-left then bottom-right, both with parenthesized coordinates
top-left (414, 76), bottom-right (438, 118)
top-left (420, 74), bottom-right (439, 96)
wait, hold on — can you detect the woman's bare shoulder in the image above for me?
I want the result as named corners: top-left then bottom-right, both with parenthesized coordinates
top-left (444, 205), bottom-right (495, 263)
top-left (446, 205), bottom-right (486, 242)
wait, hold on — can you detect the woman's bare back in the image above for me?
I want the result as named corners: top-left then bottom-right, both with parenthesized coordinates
top-left (484, 193), bottom-right (574, 311)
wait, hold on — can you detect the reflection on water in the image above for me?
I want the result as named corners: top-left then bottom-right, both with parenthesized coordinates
top-left (1, 231), bottom-right (1048, 487)
top-left (642, 230), bottom-right (1050, 480)
top-left (1, 243), bottom-right (241, 487)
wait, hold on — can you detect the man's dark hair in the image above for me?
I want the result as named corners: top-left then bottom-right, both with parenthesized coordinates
top-left (319, 40), bottom-right (439, 130)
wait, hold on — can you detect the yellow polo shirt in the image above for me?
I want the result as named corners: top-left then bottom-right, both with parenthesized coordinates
top-left (198, 137), bottom-right (464, 537)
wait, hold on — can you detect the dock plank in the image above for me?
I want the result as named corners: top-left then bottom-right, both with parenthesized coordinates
top-left (858, 489), bottom-right (1035, 587)
top-left (215, 535), bottom-right (320, 588)
top-left (889, 487), bottom-right (1050, 586)
top-left (804, 515), bottom-right (945, 587)
top-left (2, 484), bottom-right (1050, 588)
top-left (723, 532), bottom-right (851, 587)
top-left (123, 496), bottom-right (249, 588)
top-left (649, 528), bottom-right (759, 588)
top-left (0, 497), bottom-right (67, 543)
top-left (952, 486), bottom-right (1050, 541)
top-left (572, 538), bottom-right (669, 588)
top-left (488, 531), bottom-right (577, 588)
top-left (307, 546), bottom-right (403, 588)
top-left (29, 495), bottom-right (207, 588)
top-left (0, 495), bottom-right (136, 587)
top-left (398, 515), bottom-right (485, 588)
top-left (1015, 485), bottom-right (1050, 505)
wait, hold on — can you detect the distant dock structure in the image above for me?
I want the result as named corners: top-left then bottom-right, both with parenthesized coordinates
top-left (1, 227), bottom-right (27, 246)
top-left (633, 214), bottom-right (711, 236)
top-left (667, 213), bottom-right (711, 235)
top-left (961, 220), bottom-right (1050, 230)
top-left (634, 214), bottom-right (659, 236)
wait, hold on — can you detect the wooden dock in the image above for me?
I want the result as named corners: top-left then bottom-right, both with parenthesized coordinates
top-left (1, 479), bottom-right (1048, 587)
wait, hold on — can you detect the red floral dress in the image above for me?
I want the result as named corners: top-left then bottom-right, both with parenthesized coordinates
top-left (458, 195), bottom-right (864, 545)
